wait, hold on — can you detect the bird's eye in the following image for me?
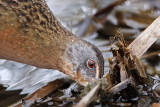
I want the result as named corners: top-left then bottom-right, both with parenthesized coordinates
top-left (87, 60), bottom-right (95, 68)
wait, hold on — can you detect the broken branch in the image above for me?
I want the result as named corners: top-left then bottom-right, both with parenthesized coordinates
top-left (128, 16), bottom-right (160, 58)
top-left (15, 79), bottom-right (65, 107)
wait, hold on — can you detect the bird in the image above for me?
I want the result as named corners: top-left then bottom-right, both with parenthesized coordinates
top-left (0, 0), bottom-right (104, 86)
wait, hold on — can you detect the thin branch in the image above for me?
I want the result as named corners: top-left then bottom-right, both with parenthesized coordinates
top-left (94, 0), bottom-right (127, 23)
top-left (107, 78), bottom-right (133, 95)
top-left (141, 50), bottom-right (160, 59)
top-left (74, 83), bottom-right (100, 107)
top-left (14, 79), bottom-right (65, 107)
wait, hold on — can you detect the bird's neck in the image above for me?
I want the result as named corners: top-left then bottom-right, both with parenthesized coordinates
top-left (0, 0), bottom-right (79, 69)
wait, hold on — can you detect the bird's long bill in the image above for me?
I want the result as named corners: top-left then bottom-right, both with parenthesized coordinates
top-left (96, 63), bottom-right (100, 79)
top-left (72, 71), bottom-right (89, 87)
top-left (64, 64), bottom-right (102, 87)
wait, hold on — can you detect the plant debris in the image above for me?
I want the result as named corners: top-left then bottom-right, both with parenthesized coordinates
top-left (75, 34), bottom-right (156, 107)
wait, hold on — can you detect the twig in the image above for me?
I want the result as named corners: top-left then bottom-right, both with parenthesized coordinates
top-left (141, 50), bottom-right (160, 59)
top-left (107, 78), bottom-right (133, 95)
top-left (128, 16), bottom-right (160, 58)
top-left (94, 0), bottom-right (127, 17)
top-left (14, 79), bottom-right (65, 107)
top-left (106, 102), bottom-right (132, 106)
top-left (74, 83), bottom-right (100, 107)
top-left (94, 0), bottom-right (127, 23)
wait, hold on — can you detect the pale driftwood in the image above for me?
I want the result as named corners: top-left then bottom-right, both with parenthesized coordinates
top-left (128, 16), bottom-right (160, 58)
top-left (74, 83), bottom-right (100, 107)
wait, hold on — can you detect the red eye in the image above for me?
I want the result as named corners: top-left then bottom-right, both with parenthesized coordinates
top-left (87, 60), bottom-right (95, 68)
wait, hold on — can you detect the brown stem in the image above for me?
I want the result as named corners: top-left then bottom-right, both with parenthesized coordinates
top-left (14, 79), bottom-right (65, 107)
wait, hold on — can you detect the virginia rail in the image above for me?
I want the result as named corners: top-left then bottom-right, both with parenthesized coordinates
top-left (0, 0), bottom-right (104, 86)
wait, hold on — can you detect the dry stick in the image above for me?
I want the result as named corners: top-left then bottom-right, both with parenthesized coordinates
top-left (14, 79), bottom-right (65, 107)
top-left (141, 50), bottom-right (160, 59)
top-left (128, 16), bottom-right (160, 58)
top-left (107, 78), bottom-right (133, 95)
top-left (106, 102), bottom-right (132, 106)
top-left (74, 83), bottom-right (100, 107)
top-left (94, 0), bottom-right (127, 23)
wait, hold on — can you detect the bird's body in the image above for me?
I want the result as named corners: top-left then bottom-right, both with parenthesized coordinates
top-left (0, 0), bottom-right (74, 69)
top-left (0, 0), bottom-right (104, 86)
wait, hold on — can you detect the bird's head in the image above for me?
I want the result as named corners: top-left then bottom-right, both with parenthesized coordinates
top-left (60, 39), bottom-right (104, 86)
